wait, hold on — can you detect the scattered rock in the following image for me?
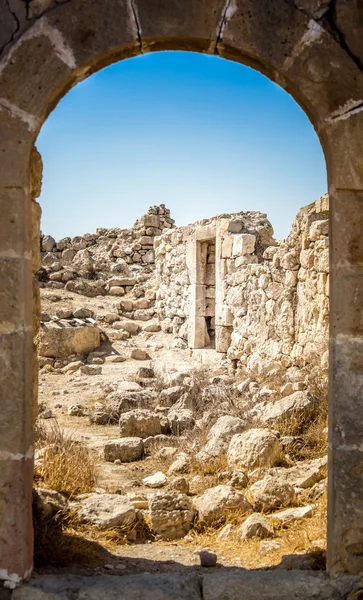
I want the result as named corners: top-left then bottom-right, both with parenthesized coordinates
top-left (239, 513), bottom-right (273, 540)
top-left (194, 485), bottom-right (252, 525)
top-left (74, 493), bottom-right (135, 528)
top-left (67, 403), bottom-right (85, 416)
top-left (271, 505), bottom-right (313, 524)
top-left (199, 549), bottom-right (217, 567)
top-left (119, 409), bottom-right (161, 439)
top-left (130, 349), bottom-right (151, 360)
top-left (197, 415), bottom-right (246, 461)
top-left (248, 475), bottom-right (296, 511)
top-left (104, 438), bottom-right (144, 462)
top-left (227, 429), bottom-right (281, 470)
top-left (142, 472), bottom-right (168, 488)
top-left (149, 492), bottom-right (194, 540)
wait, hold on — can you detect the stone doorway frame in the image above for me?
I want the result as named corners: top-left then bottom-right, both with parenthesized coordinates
top-left (1, 0), bottom-right (363, 584)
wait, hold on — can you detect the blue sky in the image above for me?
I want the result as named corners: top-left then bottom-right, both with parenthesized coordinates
top-left (37, 51), bottom-right (327, 241)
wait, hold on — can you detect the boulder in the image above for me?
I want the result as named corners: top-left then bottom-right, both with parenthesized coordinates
top-left (239, 513), bottom-right (273, 540)
top-left (260, 392), bottom-right (316, 425)
top-left (33, 488), bottom-right (67, 520)
top-left (42, 235), bottom-right (56, 252)
top-left (106, 390), bottom-right (155, 420)
top-left (65, 279), bottom-right (106, 297)
top-left (196, 415), bottom-right (246, 461)
top-left (142, 472), bottom-right (168, 488)
top-left (271, 505), bottom-right (313, 524)
top-left (160, 386), bottom-right (185, 407)
top-left (112, 320), bottom-right (139, 334)
top-left (248, 475), bottom-right (296, 511)
top-left (193, 485), bottom-right (252, 525)
top-left (168, 409), bottom-right (195, 435)
top-left (267, 457), bottom-right (327, 490)
top-left (119, 409), bottom-right (161, 439)
top-left (149, 492), bottom-right (194, 540)
top-left (168, 452), bottom-right (189, 475)
top-left (38, 323), bottom-right (100, 358)
top-left (227, 429), bottom-right (281, 470)
top-left (74, 493), bottom-right (135, 528)
top-left (104, 437), bottom-right (144, 462)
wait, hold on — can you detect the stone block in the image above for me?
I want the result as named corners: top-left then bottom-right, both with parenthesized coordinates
top-left (0, 456), bottom-right (33, 584)
top-left (0, 188), bottom-right (30, 256)
top-left (0, 331), bottom-right (34, 454)
top-left (38, 324), bottom-right (100, 358)
top-left (136, 0), bottom-right (227, 52)
top-left (46, 0), bottom-right (138, 68)
top-left (215, 325), bottom-right (232, 353)
top-left (188, 316), bottom-right (210, 349)
top-left (232, 233), bottom-right (256, 256)
top-left (0, 109), bottom-right (31, 187)
top-left (221, 236), bottom-right (233, 258)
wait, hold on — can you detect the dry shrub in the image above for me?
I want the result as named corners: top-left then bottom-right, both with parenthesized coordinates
top-left (273, 363), bottom-right (328, 461)
top-left (34, 421), bottom-right (97, 497)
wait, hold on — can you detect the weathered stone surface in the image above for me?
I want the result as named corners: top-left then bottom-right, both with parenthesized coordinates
top-left (142, 471), bottom-right (168, 488)
top-left (149, 492), bottom-right (194, 540)
top-left (227, 429), bottom-right (281, 470)
top-left (38, 324), bottom-right (100, 358)
top-left (202, 572), bottom-right (356, 599)
top-left (196, 415), bottom-right (246, 461)
top-left (194, 485), bottom-right (252, 525)
top-left (249, 475), bottom-right (296, 512)
top-left (260, 392), bottom-right (316, 425)
top-left (239, 513), bottom-right (273, 540)
top-left (74, 493), bottom-right (135, 529)
top-left (103, 438), bottom-right (144, 462)
top-left (12, 573), bottom-right (202, 599)
top-left (119, 410), bottom-right (161, 439)
top-left (271, 505), bottom-right (313, 524)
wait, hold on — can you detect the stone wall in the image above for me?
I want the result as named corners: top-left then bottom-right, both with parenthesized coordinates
top-left (39, 205), bottom-right (175, 297)
top-left (154, 196), bottom-right (329, 390)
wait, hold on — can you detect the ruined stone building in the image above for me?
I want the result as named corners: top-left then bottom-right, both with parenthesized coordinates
top-left (1, 0), bottom-right (363, 595)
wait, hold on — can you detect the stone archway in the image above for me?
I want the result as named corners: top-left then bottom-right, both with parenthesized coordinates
top-left (1, 0), bottom-right (363, 584)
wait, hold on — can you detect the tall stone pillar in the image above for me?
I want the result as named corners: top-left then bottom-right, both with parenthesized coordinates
top-left (328, 188), bottom-right (363, 575)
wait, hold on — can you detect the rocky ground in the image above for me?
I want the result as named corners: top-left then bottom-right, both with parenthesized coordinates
top-left (34, 282), bottom-right (328, 576)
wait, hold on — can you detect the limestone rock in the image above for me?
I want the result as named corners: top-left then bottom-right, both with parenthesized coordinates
top-left (119, 409), bottom-right (161, 439)
top-left (196, 415), bottom-right (246, 461)
top-left (74, 493), bottom-right (135, 528)
top-left (168, 408), bottom-right (195, 435)
top-left (149, 492), bottom-right (194, 540)
top-left (194, 485), bottom-right (252, 525)
top-left (199, 549), bottom-right (217, 567)
top-left (239, 513), bottom-right (273, 540)
top-left (168, 453), bottom-right (189, 475)
top-left (103, 437), bottom-right (144, 462)
top-left (248, 475), bottom-right (296, 511)
top-left (142, 472), bottom-right (168, 488)
top-left (260, 392), bottom-right (316, 425)
top-left (39, 323), bottom-right (100, 358)
top-left (271, 505), bottom-right (313, 524)
top-left (227, 429), bottom-right (281, 470)
top-left (33, 488), bottom-right (67, 520)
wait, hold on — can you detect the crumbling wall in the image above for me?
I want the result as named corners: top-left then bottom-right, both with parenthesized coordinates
top-left (155, 196), bottom-right (329, 390)
top-left (39, 205), bottom-right (175, 297)
top-left (227, 195), bottom-right (329, 391)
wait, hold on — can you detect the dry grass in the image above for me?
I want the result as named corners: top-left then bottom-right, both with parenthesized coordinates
top-left (274, 366), bottom-right (328, 462)
top-left (34, 420), bottom-right (98, 498)
top-left (179, 493), bottom-right (327, 570)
